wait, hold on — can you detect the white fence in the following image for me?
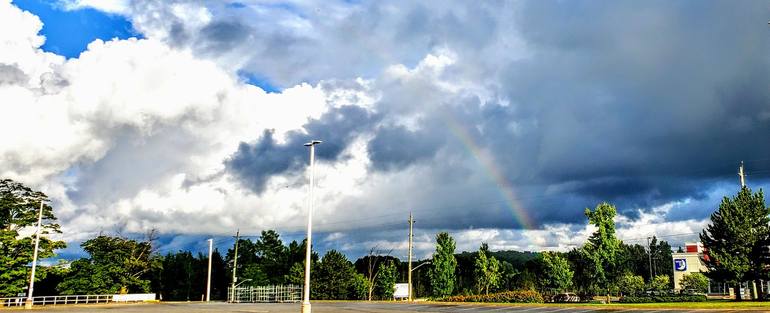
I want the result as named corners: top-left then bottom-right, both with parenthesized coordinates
top-left (1, 294), bottom-right (156, 307)
top-left (227, 285), bottom-right (301, 303)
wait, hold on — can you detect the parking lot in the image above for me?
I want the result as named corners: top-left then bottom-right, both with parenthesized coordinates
top-left (13, 301), bottom-right (770, 313)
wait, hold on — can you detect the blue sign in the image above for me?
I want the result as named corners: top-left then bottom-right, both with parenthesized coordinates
top-left (674, 259), bottom-right (687, 271)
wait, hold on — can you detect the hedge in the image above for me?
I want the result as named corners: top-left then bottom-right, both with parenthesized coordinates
top-left (619, 295), bottom-right (707, 303)
top-left (444, 290), bottom-right (544, 303)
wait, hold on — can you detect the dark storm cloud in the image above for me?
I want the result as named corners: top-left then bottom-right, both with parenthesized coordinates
top-left (367, 124), bottom-right (446, 171)
top-left (226, 105), bottom-right (380, 193)
top-left (491, 0), bottom-right (770, 217)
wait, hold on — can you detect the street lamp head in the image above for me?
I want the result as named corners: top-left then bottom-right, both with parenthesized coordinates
top-left (304, 140), bottom-right (323, 146)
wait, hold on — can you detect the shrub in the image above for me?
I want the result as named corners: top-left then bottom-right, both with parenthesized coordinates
top-left (617, 273), bottom-right (645, 296)
top-left (648, 275), bottom-right (670, 291)
top-left (444, 290), bottom-right (544, 303)
top-left (679, 273), bottom-right (709, 293)
top-left (619, 294), bottom-right (707, 303)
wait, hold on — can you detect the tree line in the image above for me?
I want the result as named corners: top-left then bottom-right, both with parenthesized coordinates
top-left (2, 178), bottom-right (769, 301)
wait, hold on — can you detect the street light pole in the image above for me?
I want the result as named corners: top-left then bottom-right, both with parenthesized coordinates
top-left (302, 140), bottom-right (321, 313)
top-left (25, 201), bottom-right (44, 310)
top-left (206, 238), bottom-right (212, 302)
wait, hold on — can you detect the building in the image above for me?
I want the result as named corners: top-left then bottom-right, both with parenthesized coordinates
top-left (671, 242), bottom-right (759, 297)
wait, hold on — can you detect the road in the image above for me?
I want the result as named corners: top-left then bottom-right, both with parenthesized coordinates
top-left (13, 302), bottom-right (769, 313)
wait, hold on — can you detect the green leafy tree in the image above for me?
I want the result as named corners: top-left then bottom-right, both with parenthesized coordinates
top-left (351, 272), bottom-right (370, 300)
top-left (649, 274), bottom-right (669, 291)
top-left (700, 186), bottom-right (769, 300)
top-left (567, 247), bottom-right (597, 297)
top-left (0, 179), bottom-right (66, 296)
top-left (375, 260), bottom-right (397, 300)
top-left (617, 273), bottom-right (644, 296)
top-left (474, 243), bottom-right (501, 295)
top-left (430, 232), bottom-right (457, 298)
top-left (536, 252), bottom-right (573, 294)
top-left (649, 236), bottom-right (674, 286)
top-left (498, 260), bottom-right (519, 291)
top-left (57, 234), bottom-right (160, 294)
top-left (582, 202), bottom-right (621, 299)
top-left (680, 272), bottom-right (709, 293)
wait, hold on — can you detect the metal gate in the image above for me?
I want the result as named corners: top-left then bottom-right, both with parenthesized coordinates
top-left (227, 285), bottom-right (301, 303)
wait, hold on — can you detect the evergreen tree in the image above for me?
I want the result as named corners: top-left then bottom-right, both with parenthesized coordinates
top-left (255, 230), bottom-right (289, 284)
top-left (700, 187), bottom-right (769, 300)
top-left (430, 232), bottom-right (457, 298)
top-left (582, 202), bottom-right (621, 299)
top-left (313, 250), bottom-right (362, 299)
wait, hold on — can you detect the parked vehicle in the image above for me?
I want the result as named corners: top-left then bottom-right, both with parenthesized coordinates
top-left (552, 292), bottom-right (580, 303)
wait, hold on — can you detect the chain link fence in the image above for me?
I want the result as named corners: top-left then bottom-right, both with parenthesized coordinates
top-left (227, 285), bottom-right (301, 303)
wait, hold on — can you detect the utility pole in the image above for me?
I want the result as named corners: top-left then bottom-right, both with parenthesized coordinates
top-left (739, 161), bottom-right (746, 187)
top-left (646, 237), bottom-right (653, 282)
top-left (230, 230), bottom-right (240, 303)
top-left (24, 201), bottom-right (44, 310)
top-left (206, 238), bottom-right (213, 302)
top-left (407, 212), bottom-right (414, 302)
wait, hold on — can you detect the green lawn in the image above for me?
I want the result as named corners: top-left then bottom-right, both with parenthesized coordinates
top-left (420, 300), bottom-right (770, 310)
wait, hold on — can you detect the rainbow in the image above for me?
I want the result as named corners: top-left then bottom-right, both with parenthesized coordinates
top-left (440, 112), bottom-right (536, 229)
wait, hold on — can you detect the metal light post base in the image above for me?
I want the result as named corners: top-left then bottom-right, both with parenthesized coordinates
top-left (301, 302), bottom-right (311, 313)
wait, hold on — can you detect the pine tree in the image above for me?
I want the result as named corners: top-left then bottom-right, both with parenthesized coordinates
top-left (430, 232), bottom-right (457, 298)
top-left (700, 186), bottom-right (769, 300)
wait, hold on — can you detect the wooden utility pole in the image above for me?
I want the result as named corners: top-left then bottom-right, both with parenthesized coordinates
top-left (647, 237), bottom-right (653, 282)
top-left (407, 213), bottom-right (414, 302)
top-left (230, 230), bottom-right (240, 302)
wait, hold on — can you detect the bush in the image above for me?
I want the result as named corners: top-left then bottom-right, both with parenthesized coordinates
top-left (679, 273), bottom-right (709, 293)
top-left (619, 294), bottom-right (707, 303)
top-left (444, 290), bottom-right (544, 303)
top-left (617, 273), bottom-right (645, 296)
top-left (648, 275), bottom-right (670, 291)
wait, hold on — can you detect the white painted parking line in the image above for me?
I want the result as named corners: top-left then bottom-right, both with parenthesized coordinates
top-left (507, 307), bottom-right (541, 312)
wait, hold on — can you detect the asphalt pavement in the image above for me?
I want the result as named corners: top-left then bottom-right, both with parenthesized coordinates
top-left (9, 301), bottom-right (769, 313)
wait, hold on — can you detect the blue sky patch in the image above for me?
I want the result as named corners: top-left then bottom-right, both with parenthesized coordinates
top-left (238, 70), bottom-right (282, 93)
top-left (13, 0), bottom-right (140, 58)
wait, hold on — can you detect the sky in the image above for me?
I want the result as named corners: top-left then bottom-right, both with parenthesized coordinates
top-left (2, 0), bottom-right (770, 261)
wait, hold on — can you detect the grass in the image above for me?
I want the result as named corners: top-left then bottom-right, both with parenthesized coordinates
top-left (413, 299), bottom-right (770, 310)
